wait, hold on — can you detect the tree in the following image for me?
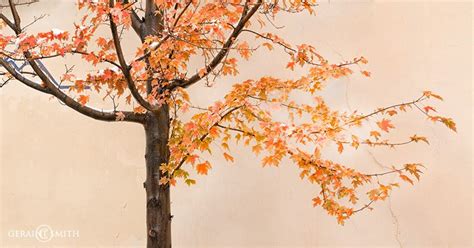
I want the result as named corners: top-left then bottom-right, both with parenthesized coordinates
top-left (0, 0), bottom-right (456, 247)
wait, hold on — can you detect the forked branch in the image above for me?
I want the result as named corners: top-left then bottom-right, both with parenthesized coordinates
top-left (0, 2), bottom-right (146, 123)
top-left (109, 0), bottom-right (156, 111)
top-left (168, 0), bottom-right (263, 90)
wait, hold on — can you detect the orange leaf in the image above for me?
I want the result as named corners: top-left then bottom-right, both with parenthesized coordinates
top-left (262, 42), bottom-right (273, 51)
top-left (377, 119), bottom-right (395, 132)
top-left (198, 68), bottom-right (207, 78)
top-left (133, 105), bottom-right (146, 113)
top-left (223, 152), bottom-right (234, 162)
top-left (169, 178), bottom-right (176, 186)
top-left (370, 131), bottom-right (381, 140)
top-left (78, 95), bottom-right (89, 105)
top-left (196, 161), bottom-right (211, 175)
top-left (337, 142), bottom-right (344, 154)
top-left (360, 70), bottom-right (371, 77)
top-left (186, 155), bottom-right (199, 165)
top-left (286, 61), bottom-right (295, 70)
top-left (312, 197), bottom-right (322, 207)
top-left (252, 144), bottom-right (262, 155)
top-left (423, 91), bottom-right (443, 101)
top-left (386, 110), bottom-right (398, 116)
top-left (399, 174), bottom-right (414, 185)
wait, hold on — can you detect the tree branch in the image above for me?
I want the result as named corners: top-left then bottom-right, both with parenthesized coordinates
top-left (0, 13), bottom-right (16, 31)
top-left (0, 59), bottom-right (50, 93)
top-left (8, 0), bottom-right (21, 34)
top-left (168, 0), bottom-right (262, 90)
top-left (2, 2), bottom-right (145, 124)
top-left (0, 0), bottom-right (38, 8)
top-left (345, 94), bottom-right (427, 126)
top-left (144, 0), bottom-right (163, 35)
top-left (122, 0), bottom-right (144, 39)
top-left (109, 0), bottom-right (155, 111)
top-left (1, 50), bottom-right (122, 69)
top-left (170, 105), bottom-right (243, 176)
top-left (0, 59), bottom-right (145, 123)
top-left (130, 8), bottom-right (143, 38)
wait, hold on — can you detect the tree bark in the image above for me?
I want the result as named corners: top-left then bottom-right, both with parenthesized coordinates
top-left (142, 3), bottom-right (170, 247)
top-left (144, 106), bottom-right (171, 248)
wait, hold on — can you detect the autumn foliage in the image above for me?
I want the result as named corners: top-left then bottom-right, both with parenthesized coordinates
top-left (0, 0), bottom-right (456, 226)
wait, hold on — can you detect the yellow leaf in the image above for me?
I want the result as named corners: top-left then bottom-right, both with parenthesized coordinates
top-left (221, 142), bottom-right (230, 151)
top-left (252, 144), bottom-right (262, 154)
top-left (399, 174), bottom-right (413, 185)
top-left (439, 117), bottom-right (457, 132)
top-left (370, 131), bottom-right (381, 140)
top-left (410, 135), bottom-right (429, 144)
top-left (185, 179), bottom-right (196, 186)
top-left (262, 42), bottom-right (273, 51)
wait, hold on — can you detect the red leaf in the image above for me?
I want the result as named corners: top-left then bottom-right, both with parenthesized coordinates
top-left (423, 106), bottom-right (436, 113)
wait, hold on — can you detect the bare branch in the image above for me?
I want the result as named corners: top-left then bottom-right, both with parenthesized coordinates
top-left (0, 0), bottom-right (37, 8)
top-left (0, 13), bottom-right (15, 30)
top-left (21, 13), bottom-right (47, 31)
top-left (8, 0), bottom-right (21, 34)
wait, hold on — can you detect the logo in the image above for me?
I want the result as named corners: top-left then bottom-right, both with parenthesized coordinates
top-left (7, 224), bottom-right (79, 242)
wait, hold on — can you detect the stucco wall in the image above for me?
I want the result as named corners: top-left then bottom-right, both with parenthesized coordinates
top-left (1, 1), bottom-right (472, 247)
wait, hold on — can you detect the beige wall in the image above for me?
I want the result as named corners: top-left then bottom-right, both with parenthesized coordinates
top-left (0, 0), bottom-right (472, 247)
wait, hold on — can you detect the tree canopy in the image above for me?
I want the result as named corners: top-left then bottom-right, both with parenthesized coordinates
top-left (0, 0), bottom-right (456, 225)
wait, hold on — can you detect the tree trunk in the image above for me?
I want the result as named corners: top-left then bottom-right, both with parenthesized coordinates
top-left (142, 2), bottom-right (169, 246)
top-left (144, 106), bottom-right (172, 248)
